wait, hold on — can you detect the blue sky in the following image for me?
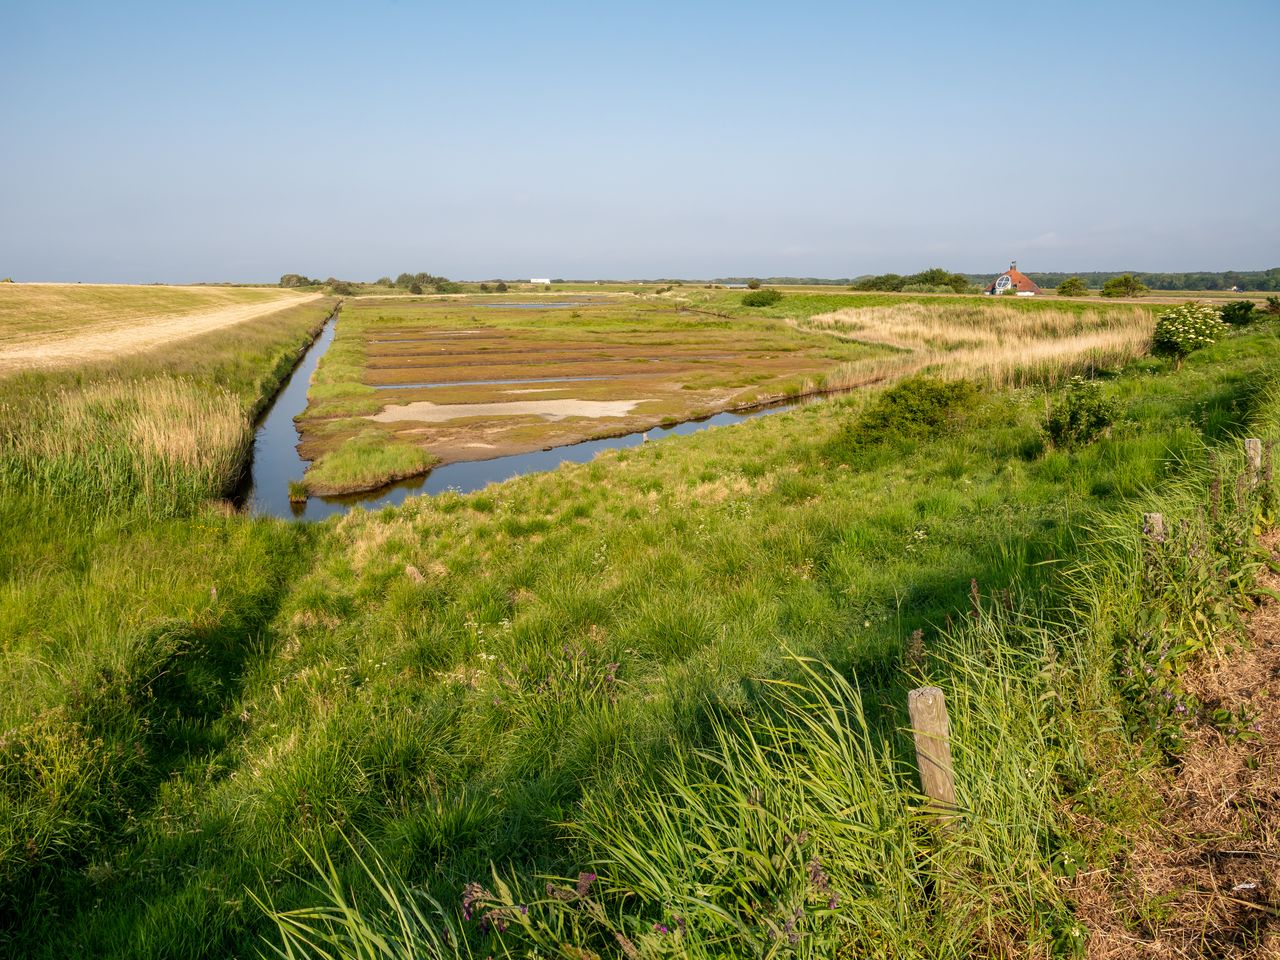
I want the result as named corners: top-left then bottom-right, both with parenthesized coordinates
top-left (4, 1), bottom-right (1277, 282)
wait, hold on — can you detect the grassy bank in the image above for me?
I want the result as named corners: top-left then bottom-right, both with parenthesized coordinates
top-left (3, 295), bottom-right (1276, 956)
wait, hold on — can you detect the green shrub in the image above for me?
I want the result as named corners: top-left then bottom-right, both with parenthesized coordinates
top-left (825, 376), bottom-right (979, 461)
top-left (1220, 300), bottom-right (1256, 326)
top-left (741, 289), bottom-right (782, 307)
top-left (1264, 295), bottom-right (1280, 316)
top-left (1151, 301), bottom-right (1225, 362)
top-left (1056, 277), bottom-right (1088, 297)
top-left (1042, 376), bottom-right (1121, 449)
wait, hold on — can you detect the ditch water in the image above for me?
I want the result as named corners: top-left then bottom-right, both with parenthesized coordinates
top-left (242, 311), bottom-right (810, 522)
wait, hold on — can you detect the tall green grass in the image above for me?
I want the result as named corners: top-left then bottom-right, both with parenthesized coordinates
top-left (3, 316), bottom-right (1277, 958)
top-left (0, 377), bottom-right (249, 516)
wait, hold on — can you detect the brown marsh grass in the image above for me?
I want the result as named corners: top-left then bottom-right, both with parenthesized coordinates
top-left (798, 301), bottom-right (1155, 392)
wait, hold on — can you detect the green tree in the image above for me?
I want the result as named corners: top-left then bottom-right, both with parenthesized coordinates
top-left (279, 273), bottom-right (312, 288)
top-left (495, 281), bottom-right (509, 293)
top-left (408, 282), bottom-right (423, 295)
top-left (1101, 274), bottom-right (1148, 298)
top-left (1056, 277), bottom-right (1088, 297)
top-left (747, 279), bottom-right (761, 289)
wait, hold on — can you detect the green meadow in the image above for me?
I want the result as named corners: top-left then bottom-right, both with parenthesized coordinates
top-left (0, 289), bottom-right (1277, 958)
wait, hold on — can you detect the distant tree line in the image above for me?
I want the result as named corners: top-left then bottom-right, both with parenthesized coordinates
top-left (279, 272), bottom-right (468, 294)
top-left (964, 268), bottom-right (1280, 292)
top-left (716, 277), bottom-right (852, 286)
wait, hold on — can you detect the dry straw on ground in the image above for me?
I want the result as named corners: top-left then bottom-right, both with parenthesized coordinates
top-left (1069, 531), bottom-right (1280, 958)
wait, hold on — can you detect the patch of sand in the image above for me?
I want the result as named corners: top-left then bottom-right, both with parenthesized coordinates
top-left (0, 291), bottom-right (323, 373)
top-left (369, 398), bottom-right (647, 423)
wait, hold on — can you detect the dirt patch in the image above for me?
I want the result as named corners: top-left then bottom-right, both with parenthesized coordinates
top-left (1070, 530), bottom-right (1280, 957)
top-left (369, 398), bottom-right (648, 424)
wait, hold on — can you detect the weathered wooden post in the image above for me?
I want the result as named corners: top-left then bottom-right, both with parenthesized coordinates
top-left (907, 686), bottom-right (957, 822)
top-left (1142, 512), bottom-right (1165, 544)
top-left (1245, 438), bottom-right (1262, 489)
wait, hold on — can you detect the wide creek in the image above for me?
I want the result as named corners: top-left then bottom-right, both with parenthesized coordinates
top-left (242, 308), bottom-right (811, 521)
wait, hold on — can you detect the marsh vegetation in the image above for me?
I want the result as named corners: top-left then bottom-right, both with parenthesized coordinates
top-left (1, 284), bottom-right (1278, 958)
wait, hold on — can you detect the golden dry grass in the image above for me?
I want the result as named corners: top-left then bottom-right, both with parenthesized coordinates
top-left (0, 283), bottom-right (319, 373)
top-left (796, 301), bottom-right (1155, 391)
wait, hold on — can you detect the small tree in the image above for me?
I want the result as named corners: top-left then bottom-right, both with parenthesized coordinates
top-left (1056, 277), bottom-right (1088, 297)
top-left (479, 283), bottom-right (491, 292)
top-left (408, 282), bottom-right (423, 295)
top-left (1151, 301), bottom-right (1225, 366)
top-left (280, 273), bottom-right (312, 288)
top-left (1101, 274), bottom-right (1148, 298)
top-left (1264, 295), bottom-right (1280, 316)
top-left (1220, 300), bottom-right (1255, 326)
top-left (495, 281), bottom-right (509, 293)
top-left (746, 279), bottom-right (762, 289)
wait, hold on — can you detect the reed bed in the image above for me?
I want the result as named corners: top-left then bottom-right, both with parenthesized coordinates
top-left (799, 302), bottom-right (1155, 392)
top-left (0, 377), bottom-right (249, 517)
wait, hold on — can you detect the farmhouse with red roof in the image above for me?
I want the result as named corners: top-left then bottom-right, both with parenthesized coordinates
top-left (984, 260), bottom-right (1041, 296)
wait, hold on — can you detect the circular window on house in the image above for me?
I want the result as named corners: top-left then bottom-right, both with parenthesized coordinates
top-left (994, 275), bottom-right (1011, 292)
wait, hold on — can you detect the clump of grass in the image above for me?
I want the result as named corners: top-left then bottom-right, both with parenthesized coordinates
top-left (824, 376), bottom-right (979, 462)
top-left (253, 836), bottom-right (467, 960)
top-left (289, 480), bottom-right (309, 504)
top-left (0, 377), bottom-right (248, 517)
top-left (303, 431), bottom-right (437, 495)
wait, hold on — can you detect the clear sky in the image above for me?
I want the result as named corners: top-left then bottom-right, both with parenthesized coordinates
top-left (4, 1), bottom-right (1277, 283)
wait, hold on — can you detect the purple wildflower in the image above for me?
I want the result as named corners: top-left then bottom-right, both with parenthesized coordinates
top-left (576, 871), bottom-right (597, 897)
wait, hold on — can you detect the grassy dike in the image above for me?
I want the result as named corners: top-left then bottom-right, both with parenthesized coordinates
top-left (1, 313), bottom-right (1277, 957)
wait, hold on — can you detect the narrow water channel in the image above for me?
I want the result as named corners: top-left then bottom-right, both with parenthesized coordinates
top-left (243, 310), bottom-right (808, 522)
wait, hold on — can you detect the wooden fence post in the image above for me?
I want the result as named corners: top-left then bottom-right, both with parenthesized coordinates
top-left (907, 686), bottom-right (957, 821)
top-left (1142, 512), bottom-right (1165, 544)
top-left (1245, 438), bottom-right (1262, 489)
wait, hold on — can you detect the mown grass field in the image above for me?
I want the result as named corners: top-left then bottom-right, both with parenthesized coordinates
top-left (2, 277), bottom-right (1278, 957)
top-left (0, 283), bottom-right (296, 346)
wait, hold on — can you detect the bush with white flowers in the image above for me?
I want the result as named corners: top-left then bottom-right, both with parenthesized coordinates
top-left (1151, 301), bottom-right (1226, 361)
